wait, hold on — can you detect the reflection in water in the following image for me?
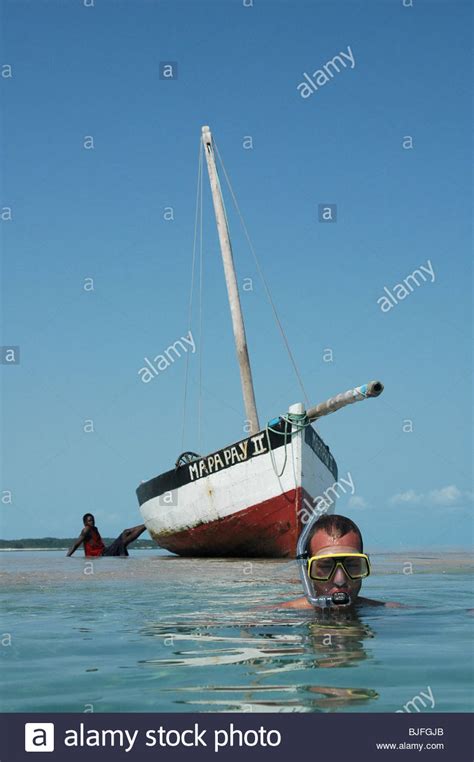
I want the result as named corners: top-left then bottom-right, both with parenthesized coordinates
top-left (306, 610), bottom-right (375, 669)
top-left (139, 610), bottom-right (378, 712)
top-left (2, 551), bottom-right (471, 712)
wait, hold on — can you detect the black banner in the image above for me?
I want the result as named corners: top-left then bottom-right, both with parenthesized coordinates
top-left (2, 712), bottom-right (472, 762)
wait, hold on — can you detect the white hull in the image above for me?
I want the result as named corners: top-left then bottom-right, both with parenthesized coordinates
top-left (137, 423), bottom-right (337, 557)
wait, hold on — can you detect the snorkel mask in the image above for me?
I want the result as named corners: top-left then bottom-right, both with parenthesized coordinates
top-left (296, 512), bottom-right (370, 608)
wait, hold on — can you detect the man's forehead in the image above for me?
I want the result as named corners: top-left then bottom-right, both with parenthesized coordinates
top-left (309, 529), bottom-right (362, 555)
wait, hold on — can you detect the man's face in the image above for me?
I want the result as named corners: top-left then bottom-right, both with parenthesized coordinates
top-left (84, 515), bottom-right (95, 528)
top-left (308, 529), bottom-right (364, 601)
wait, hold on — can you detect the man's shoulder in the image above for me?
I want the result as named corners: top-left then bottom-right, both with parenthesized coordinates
top-left (278, 596), bottom-right (314, 610)
top-left (356, 596), bottom-right (403, 608)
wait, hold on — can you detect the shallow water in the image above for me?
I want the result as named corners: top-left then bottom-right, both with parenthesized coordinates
top-left (0, 550), bottom-right (472, 713)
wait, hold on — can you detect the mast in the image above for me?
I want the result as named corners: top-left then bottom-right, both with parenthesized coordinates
top-left (201, 125), bottom-right (260, 435)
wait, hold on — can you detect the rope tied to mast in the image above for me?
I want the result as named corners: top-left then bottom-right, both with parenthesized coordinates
top-left (183, 131), bottom-right (314, 451)
top-left (214, 140), bottom-right (311, 409)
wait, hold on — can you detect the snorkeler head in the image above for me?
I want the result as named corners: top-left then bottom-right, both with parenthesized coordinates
top-left (297, 514), bottom-right (369, 607)
top-left (308, 514), bottom-right (363, 551)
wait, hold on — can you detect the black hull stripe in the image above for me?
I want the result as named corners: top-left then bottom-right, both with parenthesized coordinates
top-left (136, 421), bottom-right (337, 506)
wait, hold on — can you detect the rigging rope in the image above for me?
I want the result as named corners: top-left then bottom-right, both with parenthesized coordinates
top-left (214, 140), bottom-right (311, 408)
top-left (265, 412), bottom-right (309, 479)
top-left (181, 139), bottom-right (203, 449)
top-left (184, 136), bottom-right (312, 456)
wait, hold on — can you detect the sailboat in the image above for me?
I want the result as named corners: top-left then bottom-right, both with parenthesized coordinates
top-left (136, 126), bottom-right (383, 558)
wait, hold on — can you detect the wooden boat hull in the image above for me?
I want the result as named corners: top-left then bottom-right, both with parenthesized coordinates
top-left (136, 422), bottom-right (338, 558)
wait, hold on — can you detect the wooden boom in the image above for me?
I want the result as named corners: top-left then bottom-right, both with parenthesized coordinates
top-left (306, 381), bottom-right (384, 422)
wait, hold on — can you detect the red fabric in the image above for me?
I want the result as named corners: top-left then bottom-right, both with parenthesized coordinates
top-left (84, 527), bottom-right (105, 557)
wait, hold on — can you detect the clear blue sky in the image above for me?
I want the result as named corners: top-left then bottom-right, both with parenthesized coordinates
top-left (1, 0), bottom-right (472, 549)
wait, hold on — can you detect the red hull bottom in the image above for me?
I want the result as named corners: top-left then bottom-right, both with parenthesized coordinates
top-left (152, 488), bottom-right (309, 558)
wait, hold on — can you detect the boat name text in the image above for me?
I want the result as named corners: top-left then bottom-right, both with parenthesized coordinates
top-left (188, 433), bottom-right (267, 481)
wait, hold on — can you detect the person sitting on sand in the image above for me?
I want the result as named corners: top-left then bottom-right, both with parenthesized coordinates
top-left (67, 513), bottom-right (147, 558)
top-left (281, 513), bottom-right (401, 609)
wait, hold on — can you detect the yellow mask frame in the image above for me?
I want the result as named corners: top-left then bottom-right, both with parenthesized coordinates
top-left (307, 552), bottom-right (371, 581)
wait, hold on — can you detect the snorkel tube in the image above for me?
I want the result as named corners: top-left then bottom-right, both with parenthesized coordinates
top-left (296, 512), bottom-right (352, 609)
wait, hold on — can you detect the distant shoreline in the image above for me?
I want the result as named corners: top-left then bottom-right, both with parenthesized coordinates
top-left (0, 547), bottom-right (156, 552)
top-left (0, 538), bottom-right (156, 551)
top-left (0, 546), bottom-right (470, 554)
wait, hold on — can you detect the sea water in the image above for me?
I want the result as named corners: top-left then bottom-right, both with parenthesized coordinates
top-left (0, 551), bottom-right (472, 713)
